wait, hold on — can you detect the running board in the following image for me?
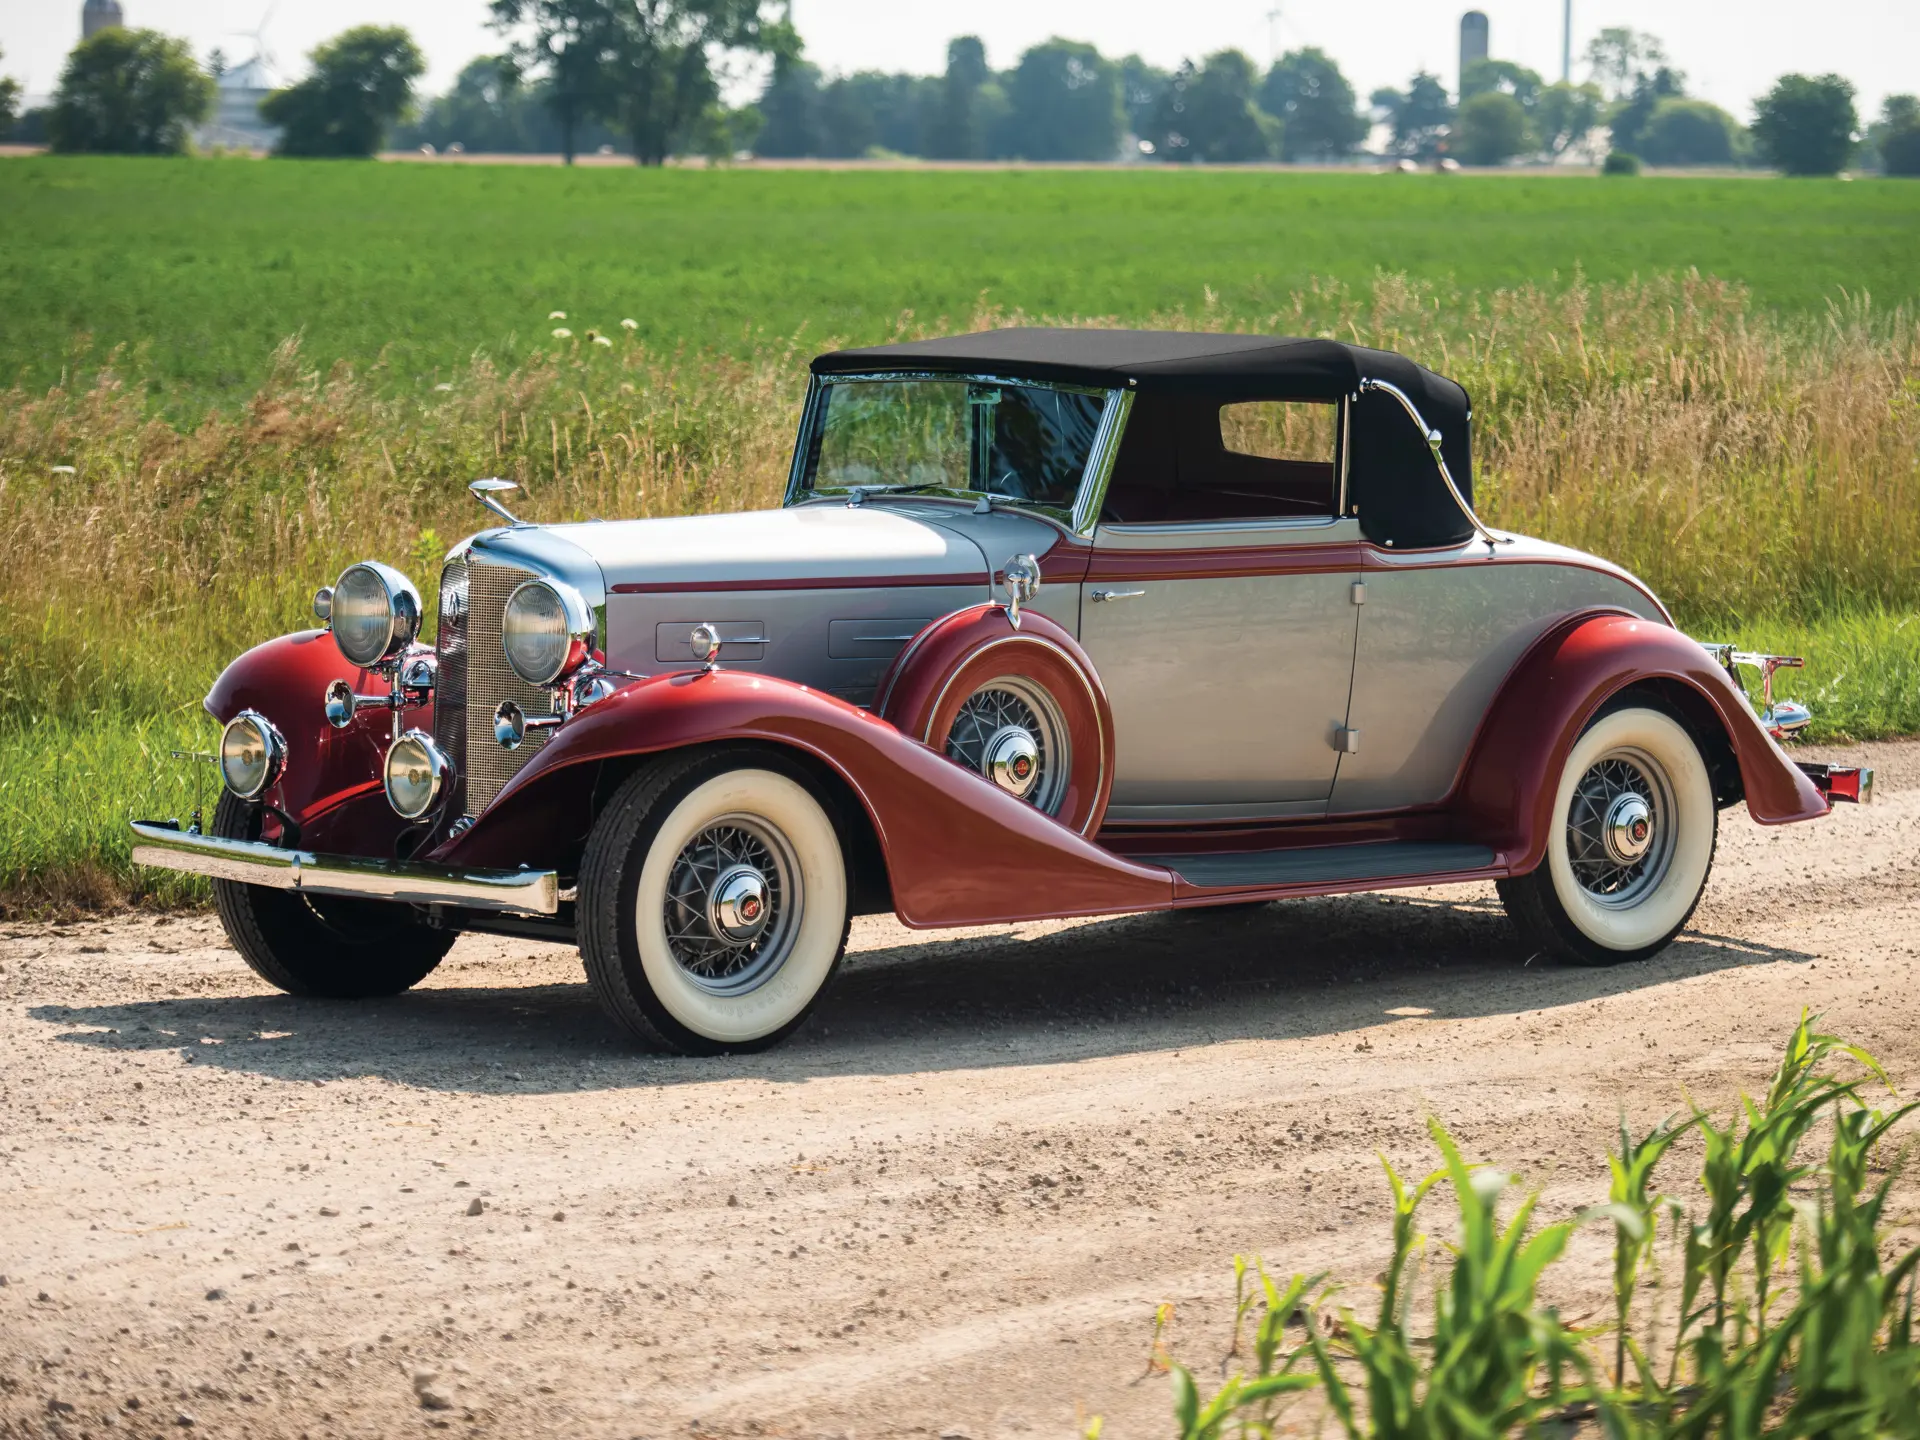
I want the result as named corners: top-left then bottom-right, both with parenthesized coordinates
top-left (1142, 841), bottom-right (1498, 892)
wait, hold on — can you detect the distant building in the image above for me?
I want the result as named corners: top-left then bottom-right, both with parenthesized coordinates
top-left (81, 0), bottom-right (124, 40)
top-left (200, 59), bottom-right (282, 152)
top-left (1459, 11), bottom-right (1489, 87)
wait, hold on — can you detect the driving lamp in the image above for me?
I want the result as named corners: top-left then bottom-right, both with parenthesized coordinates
top-left (501, 578), bottom-right (593, 686)
top-left (383, 730), bottom-right (450, 820)
top-left (330, 561), bottom-right (423, 668)
top-left (219, 710), bottom-right (286, 800)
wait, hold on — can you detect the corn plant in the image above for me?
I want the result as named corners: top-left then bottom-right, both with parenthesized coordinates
top-left (1297, 1120), bottom-right (1595, 1439)
top-left (1167, 1016), bottom-right (1920, 1440)
top-left (1167, 1266), bottom-right (1323, 1439)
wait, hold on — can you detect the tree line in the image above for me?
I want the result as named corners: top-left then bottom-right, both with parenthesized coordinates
top-left (2, 4), bottom-right (1916, 179)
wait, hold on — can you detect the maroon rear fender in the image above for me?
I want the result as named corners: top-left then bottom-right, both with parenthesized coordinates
top-left (435, 669), bottom-right (1172, 928)
top-left (203, 630), bottom-right (414, 851)
top-left (1456, 610), bottom-right (1828, 873)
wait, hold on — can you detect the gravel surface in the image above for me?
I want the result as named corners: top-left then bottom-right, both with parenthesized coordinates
top-left (3, 740), bottom-right (1916, 1439)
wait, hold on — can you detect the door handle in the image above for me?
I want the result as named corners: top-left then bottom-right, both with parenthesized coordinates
top-left (1090, 589), bottom-right (1146, 603)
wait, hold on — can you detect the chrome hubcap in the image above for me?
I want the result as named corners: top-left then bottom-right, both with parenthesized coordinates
top-left (708, 864), bottom-right (772, 942)
top-left (1566, 750), bottom-right (1673, 907)
top-left (663, 818), bottom-right (800, 995)
top-left (984, 725), bottom-right (1042, 798)
top-left (1604, 793), bottom-right (1654, 864)
top-left (946, 678), bottom-right (1070, 815)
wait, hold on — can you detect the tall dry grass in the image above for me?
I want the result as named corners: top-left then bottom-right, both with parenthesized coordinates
top-left (1, 273), bottom-right (1916, 909)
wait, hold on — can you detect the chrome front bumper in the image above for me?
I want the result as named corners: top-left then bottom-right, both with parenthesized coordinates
top-left (129, 821), bottom-right (559, 915)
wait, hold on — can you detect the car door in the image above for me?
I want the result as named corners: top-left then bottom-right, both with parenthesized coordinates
top-left (1080, 516), bottom-right (1363, 822)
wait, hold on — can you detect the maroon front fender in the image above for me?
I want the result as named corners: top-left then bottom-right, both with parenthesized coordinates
top-left (435, 670), bottom-right (1174, 928)
top-left (1456, 611), bottom-right (1828, 873)
top-left (203, 630), bottom-right (416, 853)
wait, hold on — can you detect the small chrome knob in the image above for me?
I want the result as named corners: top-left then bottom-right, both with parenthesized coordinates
top-left (494, 700), bottom-right (527, 750)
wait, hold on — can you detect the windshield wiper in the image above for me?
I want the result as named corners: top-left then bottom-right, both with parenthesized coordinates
top-left (843, 483), bottom-right (954, 507)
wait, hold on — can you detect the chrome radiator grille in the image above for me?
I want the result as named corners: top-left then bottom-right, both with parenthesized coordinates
top-left (433, 557), bottom-right (558, 817)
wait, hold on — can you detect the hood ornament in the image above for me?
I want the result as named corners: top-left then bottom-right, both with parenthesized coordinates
top-left (469, 477), bottom-right (523, 526)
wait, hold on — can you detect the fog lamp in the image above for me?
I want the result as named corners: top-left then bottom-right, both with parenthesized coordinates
top-left (384, 730), bottom-right (450, 820)
top-left (219, 710), bottom-right (286, 800)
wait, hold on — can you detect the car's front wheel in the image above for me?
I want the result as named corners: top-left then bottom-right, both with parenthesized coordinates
top-left (578, 752), bottom-right (851, 1053)
top-left (1497, 704), bottom-right (1718, 966)
top-left (210, 792), bottom-right (455, 997)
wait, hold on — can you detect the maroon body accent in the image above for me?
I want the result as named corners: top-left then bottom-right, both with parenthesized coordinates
top-left (202, 630), bottom-right (419, 855)
top-left (874, 604), bottom-right (1116, 836)
top-left (1084, 541), bottom-right (1370, 584)
top-left (611, 572), bottom-right (987, 595)
top-left (1455, 611), bottom-right (1827, 873)
top-left (433, 669), bottom-right (1172, 928)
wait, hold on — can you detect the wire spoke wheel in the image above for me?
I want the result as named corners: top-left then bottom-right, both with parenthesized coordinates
top-left (1564, 746), bottom-right (1675, 908)
top-left (945, 676), bottom-right (1070, 816)
top-left (661, 814), bottom-right (802, 996)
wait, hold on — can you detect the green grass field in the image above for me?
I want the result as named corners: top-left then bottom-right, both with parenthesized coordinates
top-left (2, 156), bottom-right (1917, 912)
top-left (3, 158), bottom-right (1918, 411)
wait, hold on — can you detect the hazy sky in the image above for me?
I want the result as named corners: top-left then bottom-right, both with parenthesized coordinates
top-left (4, 0), bottom-right (1915, 123)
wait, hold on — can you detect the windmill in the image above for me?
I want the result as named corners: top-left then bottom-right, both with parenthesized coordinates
top-left (224, 1), bottom-right (282, 91)
top-left (1266, 6), bottom-right (1283, 66)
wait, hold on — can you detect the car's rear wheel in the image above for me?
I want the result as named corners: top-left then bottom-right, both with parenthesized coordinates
top-left (1498, 704), bottom-right (1717, 966)
top-left (578, 752), bottom-right (851, 1054)
top-left (210, 791), bottom-right (455, 997)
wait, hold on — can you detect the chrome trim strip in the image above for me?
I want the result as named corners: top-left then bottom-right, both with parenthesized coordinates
top-left (1072, 388), bottom-right (1134, 538)
top-left (1337, 394), bottom-right (1353, 517)
top-left (782, 375), bottom-right (825, 507)
top-left (128, 822), bottom-right (560, 916)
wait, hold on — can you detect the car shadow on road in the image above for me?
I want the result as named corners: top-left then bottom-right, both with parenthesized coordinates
top-left (27, 891), bottom-right (1813, 1094)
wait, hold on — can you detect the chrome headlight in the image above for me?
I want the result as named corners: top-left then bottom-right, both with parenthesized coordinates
top-left (383, 730), bottom-right (450, 820)
top-left (331, 561), bottom-right (422, 668)
top-left (501, 578), bottom-right (593, 686)
top-left (219, 710), bottom-right (286, 799)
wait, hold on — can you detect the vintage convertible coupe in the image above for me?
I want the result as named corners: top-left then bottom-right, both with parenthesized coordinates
top-left (133, 329), bottom-right (1870, 1053)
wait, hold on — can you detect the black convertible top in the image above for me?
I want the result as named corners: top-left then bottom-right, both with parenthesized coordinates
top-left (811, 328), bottom-right (1477, 549)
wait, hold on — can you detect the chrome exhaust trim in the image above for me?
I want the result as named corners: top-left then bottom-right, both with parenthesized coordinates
top-left (128, 820), bottom-right (559, 915)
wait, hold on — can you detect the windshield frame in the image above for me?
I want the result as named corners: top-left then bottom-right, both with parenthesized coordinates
top-left (783, 370), bottom-right (1129, 535)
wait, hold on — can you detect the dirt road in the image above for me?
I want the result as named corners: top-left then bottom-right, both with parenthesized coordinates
top-left (4, 741), bottom-right (1916, 1440)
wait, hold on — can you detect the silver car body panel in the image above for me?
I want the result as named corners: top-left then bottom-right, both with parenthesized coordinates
top-left (1083, 515), bottom-right (1363, 819)
top-left (1330, 535), bottom-right (1667, 814)
top-left (465, 503), bottom-right (1078, 709)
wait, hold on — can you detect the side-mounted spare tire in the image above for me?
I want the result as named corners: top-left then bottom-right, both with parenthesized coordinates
top-left (876, 603), bottom-right (1115, 836)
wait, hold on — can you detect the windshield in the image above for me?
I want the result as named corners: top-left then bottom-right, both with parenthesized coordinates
top-left (798, 377), bottom-right (1109, 512)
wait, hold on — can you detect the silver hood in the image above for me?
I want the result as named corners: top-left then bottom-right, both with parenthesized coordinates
top-left (535, 506), bottom-right (990, 592)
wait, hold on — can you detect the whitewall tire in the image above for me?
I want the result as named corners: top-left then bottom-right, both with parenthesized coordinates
top-left (1498, 705), bottom-right (1718, 966)
top-left (579, 752), bottom-right (851, 1053)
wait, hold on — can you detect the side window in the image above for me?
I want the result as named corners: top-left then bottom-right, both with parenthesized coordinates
top-left (1219, 402), bottom-right (1337, 467)
top-left (1100, 396), bottom-right (1341, 525)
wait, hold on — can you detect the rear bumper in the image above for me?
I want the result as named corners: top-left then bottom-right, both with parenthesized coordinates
top-left (129, 820), bottom-right (560, 915)
top-left (1795, 763), bottom-right (1874, 806)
